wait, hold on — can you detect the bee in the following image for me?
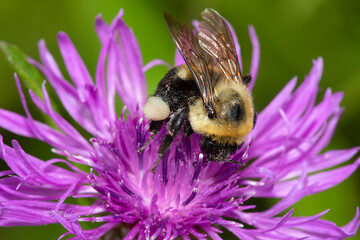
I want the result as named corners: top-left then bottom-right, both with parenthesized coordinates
top-left (141, 8), bottom-right (256, 172)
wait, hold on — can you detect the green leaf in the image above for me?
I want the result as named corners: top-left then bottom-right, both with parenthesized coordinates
top-left (0, 41), bottom-right (61, 128)
top-left (0, 41), bottom-right (44, 97)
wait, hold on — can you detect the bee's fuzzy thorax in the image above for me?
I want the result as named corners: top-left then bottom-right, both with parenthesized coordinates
top-left (176, 64), bottom-right (192, 80)
top-left (189, 81), bottom-right (254, 145)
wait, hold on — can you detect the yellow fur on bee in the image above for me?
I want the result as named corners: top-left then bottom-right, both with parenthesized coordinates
top-left (189, 81), bottom-right (254, 145)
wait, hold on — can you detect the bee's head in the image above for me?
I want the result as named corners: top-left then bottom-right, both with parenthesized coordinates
top-left (189, 82), bottom-right (254, 145)
top-left (214, 88), bottom-right (244, 124)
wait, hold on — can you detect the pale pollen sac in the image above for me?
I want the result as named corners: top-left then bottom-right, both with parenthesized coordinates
top-left (143, 96), bottom-right (170, 121)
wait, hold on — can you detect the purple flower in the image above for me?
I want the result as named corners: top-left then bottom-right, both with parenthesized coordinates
top-left (0, 9), bottom-right (359, 240)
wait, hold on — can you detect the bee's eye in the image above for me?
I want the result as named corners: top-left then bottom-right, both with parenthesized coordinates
top-left (229, 103), bottom-right (243, 122)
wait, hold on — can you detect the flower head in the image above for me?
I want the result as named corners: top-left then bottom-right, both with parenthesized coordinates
top-left (0, 9), bottom-right (359, 240)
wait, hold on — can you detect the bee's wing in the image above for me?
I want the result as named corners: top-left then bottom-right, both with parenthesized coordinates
top-left (198, 8), bottom-right (242, 83)
top-left (164, 12), bottom-right (216, 118)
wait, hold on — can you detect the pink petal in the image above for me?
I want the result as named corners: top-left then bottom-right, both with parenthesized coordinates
top-left (57, 32), bottom-right (93, 87)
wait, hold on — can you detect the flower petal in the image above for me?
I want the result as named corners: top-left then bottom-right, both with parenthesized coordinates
top-left (29, 83), bottom-right (92, 152)
top-left (248, 25), bottom-right (260, 91)
top-left (57, 32), bottom-right (93, 87)
top-left (109, 12), bottom-right (147, 113)
top-left (143, 59), bottom-right (172, 72)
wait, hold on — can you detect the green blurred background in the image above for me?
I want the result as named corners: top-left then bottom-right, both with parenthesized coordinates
top-left (0, 0), bottom-right (359, 239)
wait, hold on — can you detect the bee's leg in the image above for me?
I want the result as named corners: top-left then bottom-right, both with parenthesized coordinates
top-left (201, 137), bottom-right (238, 163)
top-left (150, 108), bottom-right (187, 173)
top-left (150, 120), bottom-right (164, 134)
top-left (137, 135), bottom-right (155, 153)
top-left (221, 159), bottom-right (245, 166)
top-left (150, 134), bottom-right (174, 173)
top-left (138, 121), bottom-right (163, 153)
top-left (183, 120), bottom-right (194, 138)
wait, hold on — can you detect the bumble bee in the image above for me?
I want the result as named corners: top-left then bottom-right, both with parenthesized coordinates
top-left (141, 8), bottom-right (256, 172)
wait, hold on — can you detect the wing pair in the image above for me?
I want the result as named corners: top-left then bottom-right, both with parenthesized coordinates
top-left (164, 8), bottom-right (243, 119)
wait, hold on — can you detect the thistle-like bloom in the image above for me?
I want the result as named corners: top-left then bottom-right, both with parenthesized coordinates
top-left (0, 9), bottom-right (359, 240)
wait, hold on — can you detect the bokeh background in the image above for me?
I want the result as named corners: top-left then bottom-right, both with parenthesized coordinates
top-left (0, 0), bottom-right (359, 239)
